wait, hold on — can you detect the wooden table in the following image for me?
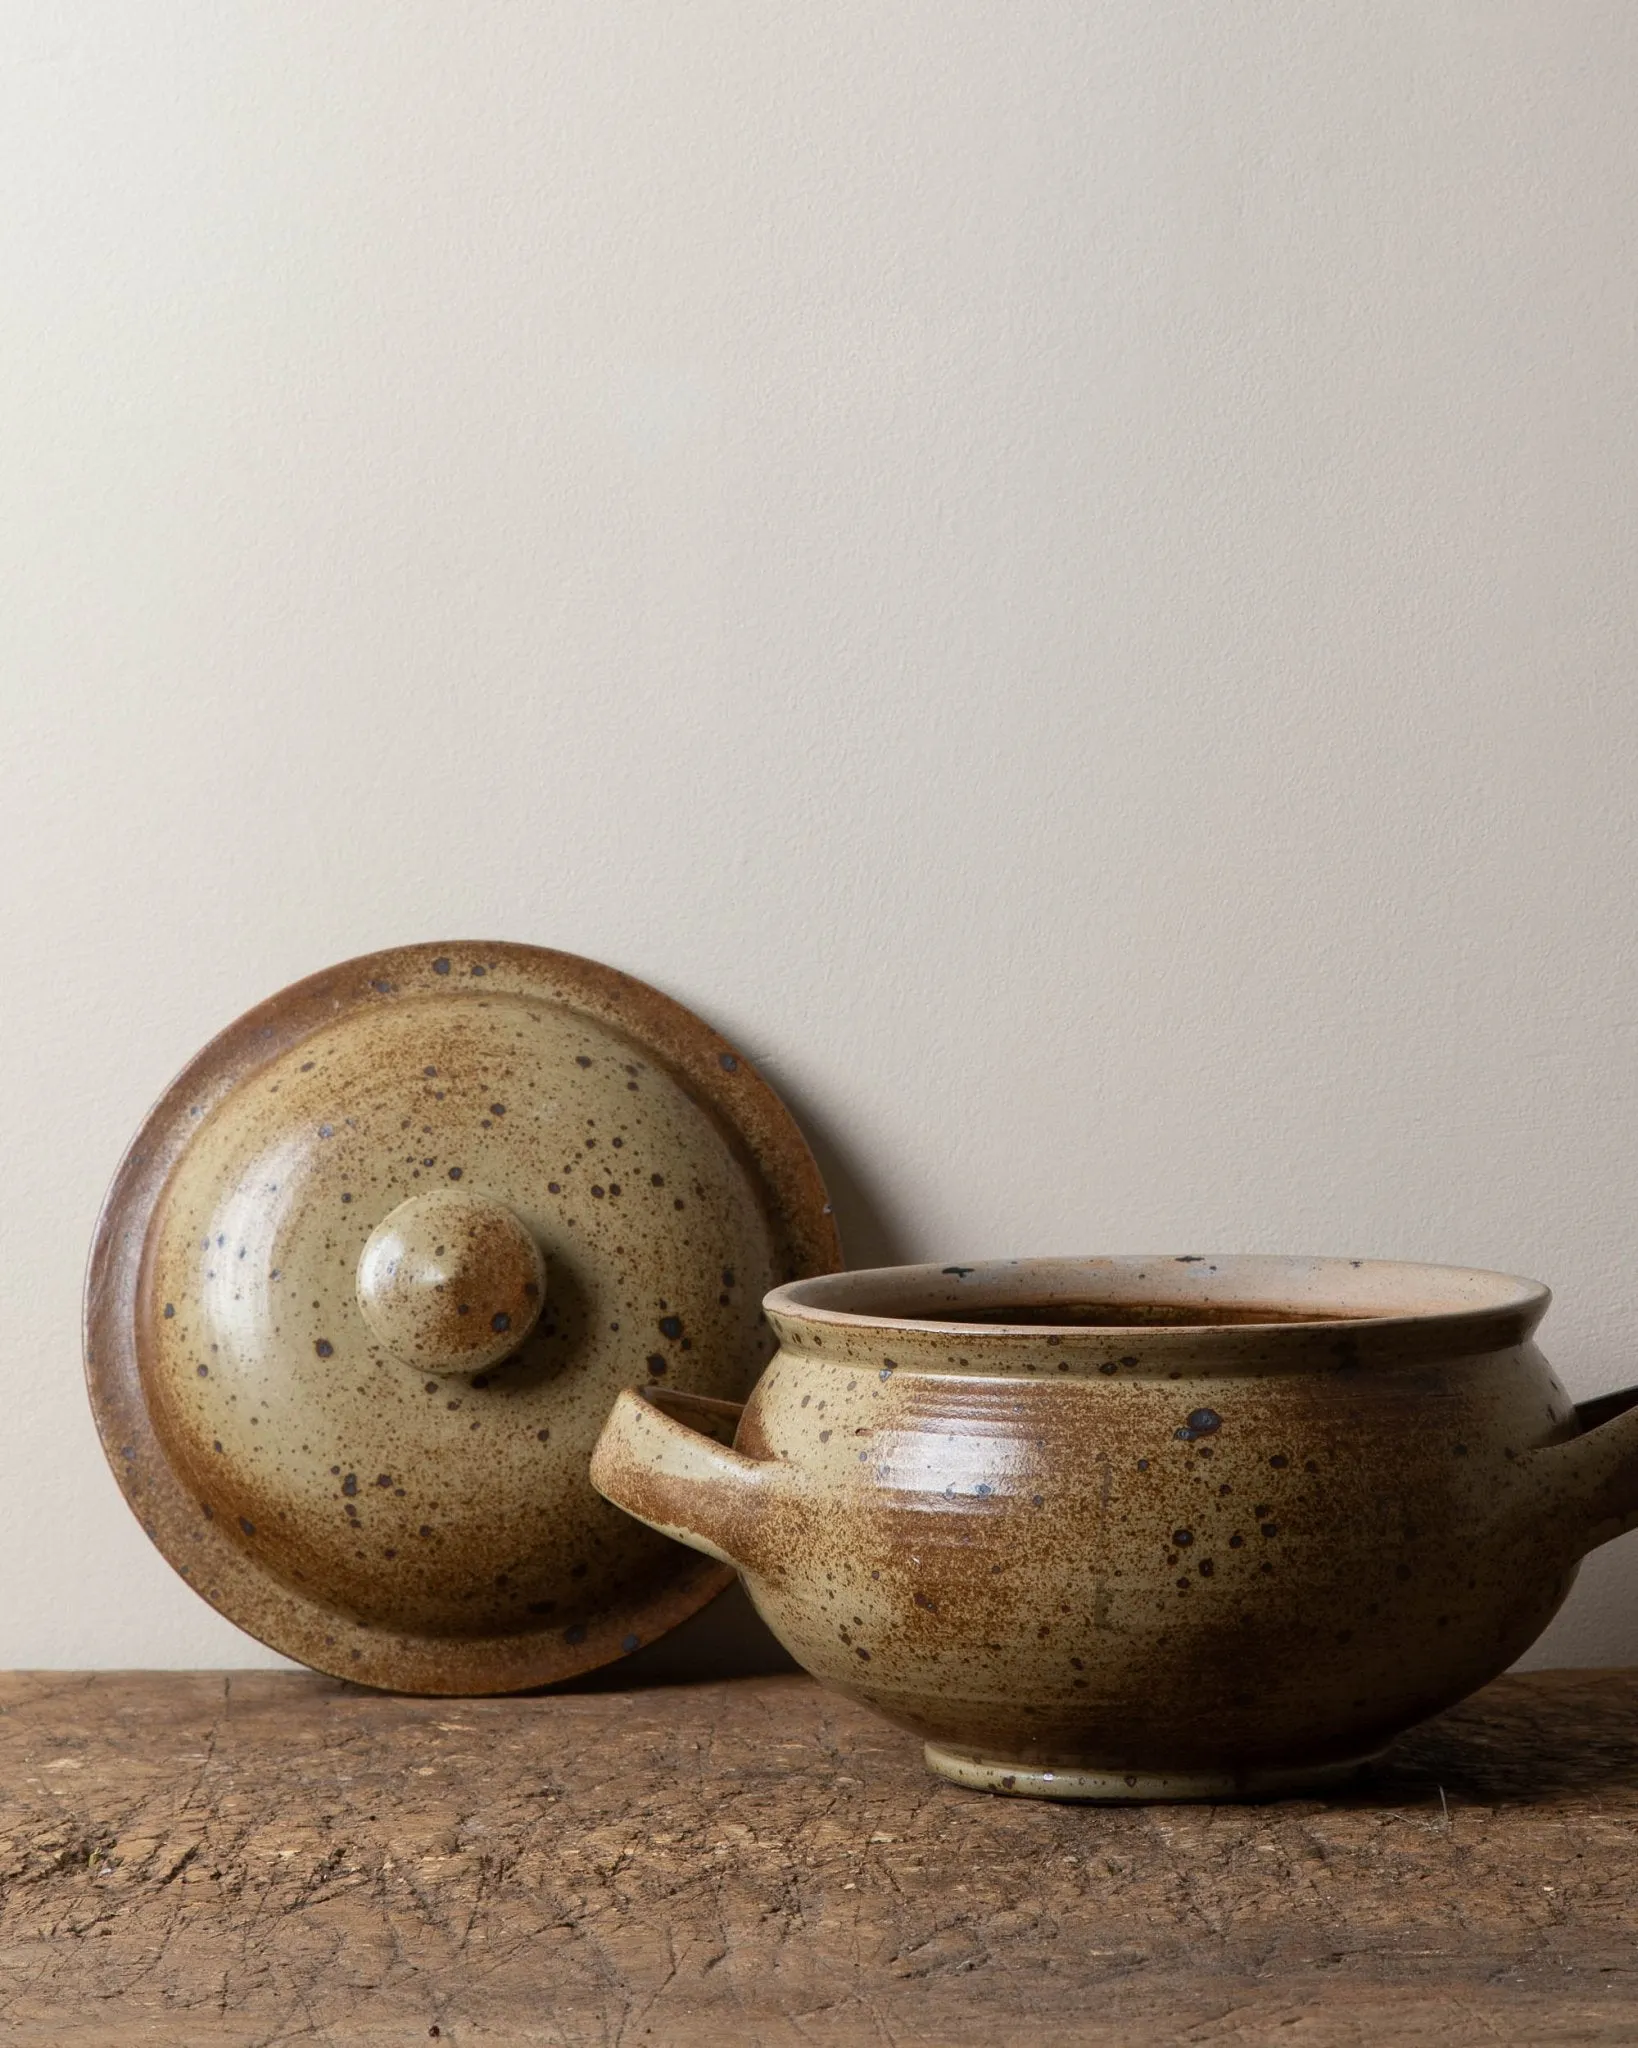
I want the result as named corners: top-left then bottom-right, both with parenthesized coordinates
top-left (1, 1665), bottom-right (1634, 2045)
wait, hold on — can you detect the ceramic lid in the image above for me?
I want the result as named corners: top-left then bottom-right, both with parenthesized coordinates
top-left (86, 942), bottom-right (839, 1693)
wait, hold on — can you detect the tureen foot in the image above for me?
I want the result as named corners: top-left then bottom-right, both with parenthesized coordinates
top-left (922, 1742), bottom-right (1385, 1802)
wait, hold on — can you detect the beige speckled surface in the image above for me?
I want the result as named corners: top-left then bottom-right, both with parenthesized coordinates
top-left (85, 941), bottom-right (839, 1693)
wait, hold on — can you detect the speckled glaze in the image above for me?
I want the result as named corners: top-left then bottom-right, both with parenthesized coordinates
top-left (85, 942), bottom-right (839, 1694)
top-left (591, 1256), bottom-right (1638, 1799)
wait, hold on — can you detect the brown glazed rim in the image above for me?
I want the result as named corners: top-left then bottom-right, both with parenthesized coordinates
top-left (764, 1256), bottom-right (1551, 1344)
top-left (84, 941), bottom-right (840, 1695)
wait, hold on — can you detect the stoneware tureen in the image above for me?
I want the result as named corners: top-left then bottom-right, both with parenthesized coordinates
top-left (591, 1254), bottom-right (1638, 1798)
top-left (85, 941), bottom-right (839, 1693)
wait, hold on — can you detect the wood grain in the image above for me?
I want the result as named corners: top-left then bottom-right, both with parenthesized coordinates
top-left (1, 1667), bottom-right (1634, 2045)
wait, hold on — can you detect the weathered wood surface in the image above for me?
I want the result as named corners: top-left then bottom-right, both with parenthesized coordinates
top-left (0, 1666), bottom-right (1635, 2046)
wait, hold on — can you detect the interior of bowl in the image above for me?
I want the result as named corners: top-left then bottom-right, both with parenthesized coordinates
top-left (765, 1254), bottom-right (1549, 1334)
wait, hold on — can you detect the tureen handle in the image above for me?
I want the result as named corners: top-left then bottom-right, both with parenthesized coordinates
top-left (1555, 1384), bottom-right (1638, 1556)
top-left (590, 1386), bottom-right (790, 1572)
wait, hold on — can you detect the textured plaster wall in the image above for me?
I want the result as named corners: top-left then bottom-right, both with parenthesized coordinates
top-left (3, 3), bottom-right (1637, 1670)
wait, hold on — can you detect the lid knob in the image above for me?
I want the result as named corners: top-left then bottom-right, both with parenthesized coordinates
top-left (356, 1189), bottom-right (547, 1376)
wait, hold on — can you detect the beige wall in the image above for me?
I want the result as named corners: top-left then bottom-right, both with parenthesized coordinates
top-left (4, 2), bottom-right (1637, 1670)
